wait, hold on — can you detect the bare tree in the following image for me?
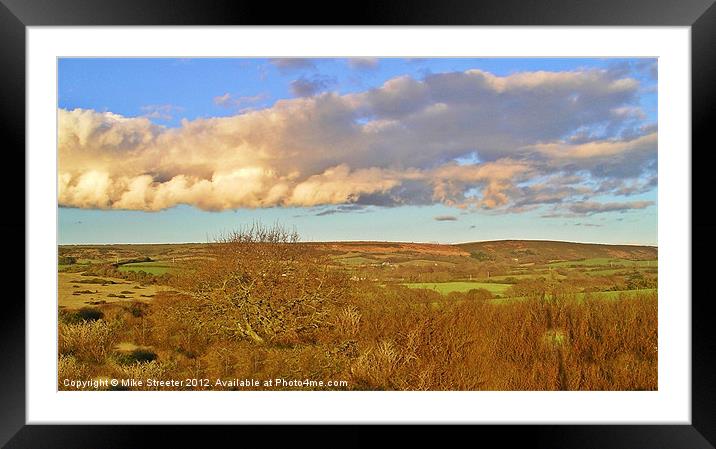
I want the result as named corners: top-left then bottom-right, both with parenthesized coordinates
top-left (176, 222), bottom-right (349, 345)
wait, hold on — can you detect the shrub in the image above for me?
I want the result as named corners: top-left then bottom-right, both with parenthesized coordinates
top-left (58, 255), bottom-right (77, 265)
top-left (168, 223), bottom-right (352, 346)
top-left (351, 340), bottom-right (401, 390)
top-left (470, 251), bottom-right (492, 261)
top-left (126, 302), bottom-right (147, 318)
top-left (115, 348), bottom-right (158, 365)
top-left (59, 307), bottom-right (104, 324)
top-left (333, 306), bottom-right (362, 339)
top-left (59, 319), bottom-right (120, 363)
top-left (464, 288), bottom-right (493, 300)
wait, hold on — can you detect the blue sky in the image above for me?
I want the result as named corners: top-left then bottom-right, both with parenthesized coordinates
top-left (58, 58), bottom-right (657, 245)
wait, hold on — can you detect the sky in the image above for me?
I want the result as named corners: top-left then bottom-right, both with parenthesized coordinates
top-left (58, 58), bottom-right (657, 245)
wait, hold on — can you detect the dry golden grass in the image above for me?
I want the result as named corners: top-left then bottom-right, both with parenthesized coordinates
top-left (345, 289), bottom-right (656, 390)
top-left (58, 288), bottom-right (657, 391)
top-left (58, 271), bottom-right (171, 310)
top-left (110, 360), bottom-right (170, 389)
top-left (333, 306), bottom-right (362, 339)
top-left (59, 319), bottom-right (120, 363)
top-left (57, 226), bottom-right (657, 391)
top-left (57, 355), bottom-right (89, 388)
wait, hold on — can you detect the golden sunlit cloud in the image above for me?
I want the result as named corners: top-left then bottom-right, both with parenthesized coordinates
top-left (58, 68), bottom-right (656, 214)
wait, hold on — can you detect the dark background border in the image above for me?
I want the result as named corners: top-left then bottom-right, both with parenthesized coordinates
top-left (2, 0), bottom-right (714, 447)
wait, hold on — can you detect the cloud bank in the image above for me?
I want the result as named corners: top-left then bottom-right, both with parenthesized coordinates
top-left (58, 67), bottom-right (657, 215)
top-left (290, 75), bottom-right (336, 97)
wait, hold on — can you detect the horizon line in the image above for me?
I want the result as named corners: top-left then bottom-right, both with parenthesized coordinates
top-left (57, 237), bottom-right (658, 248)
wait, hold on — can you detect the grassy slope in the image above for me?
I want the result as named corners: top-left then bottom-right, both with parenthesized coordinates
top-left (58, 272), bottom-right (171, 309)
top-left (117, 261), bottom-right (180, 275)
top-left (404, 281), bottom-right (512, 295)
top-left (456, 240), bottom-right (657, 264)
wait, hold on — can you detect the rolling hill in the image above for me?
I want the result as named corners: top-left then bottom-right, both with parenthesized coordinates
top-left (456, 240), bottom-right (657, 264)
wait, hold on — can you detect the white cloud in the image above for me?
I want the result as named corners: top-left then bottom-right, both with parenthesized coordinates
top-left (140, 104), bottom-right (183, 121)
top-left (568, 200), bottom-right (655, 215)
top-left (213, 93), bottom-right (267, 110)
top-left (58, 67), bottom-right (656, 213)
top-left (347, 57), bottom-right (379, 70)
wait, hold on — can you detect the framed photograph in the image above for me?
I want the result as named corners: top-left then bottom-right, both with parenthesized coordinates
top-left (6, 0), bottom-right (715, 446)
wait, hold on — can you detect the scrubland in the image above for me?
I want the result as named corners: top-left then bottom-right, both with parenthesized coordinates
top-left (58, 225), bottom-right (657, 391)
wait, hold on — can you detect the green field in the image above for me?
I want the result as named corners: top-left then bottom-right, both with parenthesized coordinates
top-left (117, 261), bottom-right (177, 275)
top-left (482, 272), bottom-right (567, 282)
top-left (404, 281), bottom-right (512, 295)
top-left (548, 258), bottom-right (657, 267)
top-left (335, 256), bottom-right (378, 266)
top-left (396, 259), bottom-right (456, 267)
top-left (585, 268), bottom-right (631, 276)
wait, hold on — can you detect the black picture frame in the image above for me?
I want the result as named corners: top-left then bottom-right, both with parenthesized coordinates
top-left (3, 0), bottom-right (714, 447)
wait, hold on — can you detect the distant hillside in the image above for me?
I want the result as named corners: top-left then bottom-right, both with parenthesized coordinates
top-left (456, 240), bottom-right (657, 264)
top-left (59, 239), bottom-right (657, 266)
top-left (312, 241), bottom-right (469, 257)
